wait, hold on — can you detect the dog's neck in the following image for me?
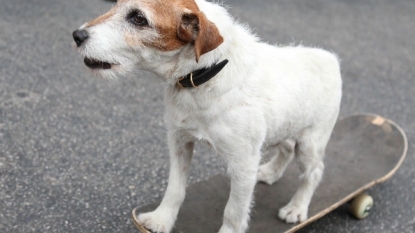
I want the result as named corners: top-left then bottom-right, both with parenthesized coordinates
top-left (176, 59), bottom-right (228, 88)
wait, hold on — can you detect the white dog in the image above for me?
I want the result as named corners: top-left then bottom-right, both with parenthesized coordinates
top-left (73, 0), bottom-right (342, 232)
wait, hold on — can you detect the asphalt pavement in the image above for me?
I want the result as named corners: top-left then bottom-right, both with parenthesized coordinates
top-left (0, 0), bottom-right (414, 232)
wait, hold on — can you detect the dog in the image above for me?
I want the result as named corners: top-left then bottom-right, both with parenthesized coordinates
top-left (73, 0), bottom-right (342, 232)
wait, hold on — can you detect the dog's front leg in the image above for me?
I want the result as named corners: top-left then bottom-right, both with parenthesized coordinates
top-left (137, 131), bottom-right (194, 233)
top-left (218, 145), bottom-right (261, 233)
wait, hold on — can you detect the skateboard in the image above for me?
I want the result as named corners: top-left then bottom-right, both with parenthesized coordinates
top-left (132, 113), bottom-right (408, 233)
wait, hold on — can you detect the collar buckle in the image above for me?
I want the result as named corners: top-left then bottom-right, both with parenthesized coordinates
top-left (175, 59), bottom-right (228, 88)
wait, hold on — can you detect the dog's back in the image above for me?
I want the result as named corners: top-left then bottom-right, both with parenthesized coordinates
top-left (252, 45), bottom-right (342, 142)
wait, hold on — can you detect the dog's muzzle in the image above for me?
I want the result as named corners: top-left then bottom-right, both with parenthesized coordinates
top-left (72, 29), bottom-right (116, 70)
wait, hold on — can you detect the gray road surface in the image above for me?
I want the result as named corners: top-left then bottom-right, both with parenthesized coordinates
top-left (0, 0), bottom-right (414, 232)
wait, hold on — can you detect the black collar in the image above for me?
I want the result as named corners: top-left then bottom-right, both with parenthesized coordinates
top-left (177, 59), bottom-right (228, 88)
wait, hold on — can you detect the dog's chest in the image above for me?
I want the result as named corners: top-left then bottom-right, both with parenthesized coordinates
top-left (165, 88), bottom-right (238, 140)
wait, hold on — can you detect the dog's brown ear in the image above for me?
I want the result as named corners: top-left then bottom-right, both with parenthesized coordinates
top-left (178, 12), bottom-right (224, 62)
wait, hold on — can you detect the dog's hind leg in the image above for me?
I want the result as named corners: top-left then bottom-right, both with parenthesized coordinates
top-left (257, 139), bottom-right (295, 185)
top-left (278, 126), bottom-right (333, 223)
top-left (137, 131), bottom-right (194, 233)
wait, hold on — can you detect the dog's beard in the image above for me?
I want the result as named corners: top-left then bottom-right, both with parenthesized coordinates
top-left (86, 62), bottom-right (134, 80)
top-left (79, 52), bottom-right (137, 80)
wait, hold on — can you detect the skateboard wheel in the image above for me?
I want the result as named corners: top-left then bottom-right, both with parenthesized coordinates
top-left (350, 193), bottom-right (374, 219)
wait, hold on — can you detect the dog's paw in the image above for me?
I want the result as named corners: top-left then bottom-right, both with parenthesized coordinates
top-left (136, 211), bottom-right (175, 233)
top-left (278, 203), bottom-right (308, 223)
top-left (256, 165), bottom-right (282, 185)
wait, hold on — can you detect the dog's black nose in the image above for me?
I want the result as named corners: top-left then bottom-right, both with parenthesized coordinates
top-left (72, 29), bottom-right (89, 47)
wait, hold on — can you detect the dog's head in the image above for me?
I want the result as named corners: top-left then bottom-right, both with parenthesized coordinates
top-left (73, 0), bottom-right (224, 80)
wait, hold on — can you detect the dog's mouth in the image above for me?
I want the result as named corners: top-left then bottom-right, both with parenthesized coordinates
top-left (84, 58), bottom-right (115, 70)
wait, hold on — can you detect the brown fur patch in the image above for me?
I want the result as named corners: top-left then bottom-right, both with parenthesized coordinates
top-left (86, 9), bottom-right (116, 27)
top-left (176, 10), bottom-right (224, 61)
top-left (140, 0), bottom-right (198, 51)
top-left (141, 0), bottom-right (223, 58)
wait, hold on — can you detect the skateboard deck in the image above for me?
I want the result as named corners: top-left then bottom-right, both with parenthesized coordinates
top-left (132, 114), bottom-right (408, 233)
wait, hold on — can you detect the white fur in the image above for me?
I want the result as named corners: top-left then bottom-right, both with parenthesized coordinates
top-left (75, 0), bottom-right (342, 232)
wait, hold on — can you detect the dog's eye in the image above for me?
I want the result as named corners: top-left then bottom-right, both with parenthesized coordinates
top-left (128, 11), bottom-right (148, 27)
